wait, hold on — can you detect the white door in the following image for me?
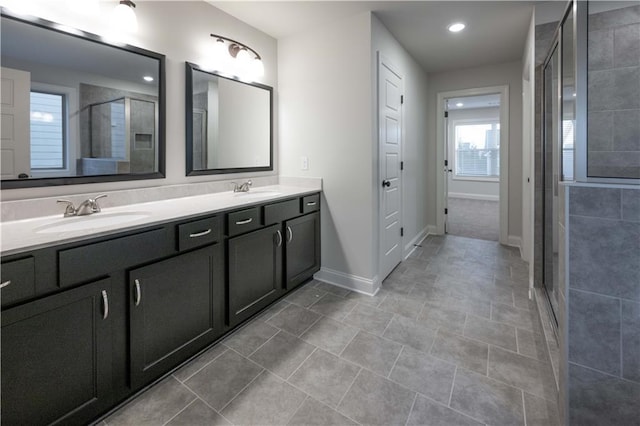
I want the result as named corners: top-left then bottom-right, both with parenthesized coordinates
top-left (379, 55), bottom-right (402, 280)
top-left (1, 67), bottom-right (31, 179)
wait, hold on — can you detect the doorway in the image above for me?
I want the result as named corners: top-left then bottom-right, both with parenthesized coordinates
top-left (436, 86), bottom-right (509, 245)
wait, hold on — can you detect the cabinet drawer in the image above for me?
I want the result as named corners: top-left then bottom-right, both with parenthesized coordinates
top-left (59, 228), bottom-right (167, 287)
top-left (1, 257), bottom-right (36, 306)
top-left (264, 198), bottom-right (300, 225)
top-left (177, 216), bottom-right (221, 251)
top-left (302, 194), bottom-right (320, 214)
top-left (227, 208), bottom-right (261, 237)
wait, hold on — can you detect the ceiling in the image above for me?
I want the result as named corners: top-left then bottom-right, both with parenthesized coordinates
top-left (209, 1), bottom-right (546, 73)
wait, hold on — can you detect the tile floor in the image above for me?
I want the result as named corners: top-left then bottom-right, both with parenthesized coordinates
top-left (447, 198), bottom-right (500, 242)
top-left (102, 235), bottom-right (559, 426)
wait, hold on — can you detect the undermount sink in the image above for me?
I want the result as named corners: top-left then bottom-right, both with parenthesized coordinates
top-left (34, 212), bottom-right (151, 234)
top-left (233, 190), bottom-right (282, 199)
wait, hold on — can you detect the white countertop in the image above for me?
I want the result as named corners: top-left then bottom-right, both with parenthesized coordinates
top-left (1, 185), bottom-right (320, 256)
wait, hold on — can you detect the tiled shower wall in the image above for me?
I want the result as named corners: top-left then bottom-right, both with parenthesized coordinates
top-left (587, 4), bottom-right (640, 178)
top-left (563, 185), bottom-right (640, 424)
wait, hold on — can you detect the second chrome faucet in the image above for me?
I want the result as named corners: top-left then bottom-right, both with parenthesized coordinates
top-left (57, 194), bottom-right (107, 217)
top-left (232, 180), bottom-right (252, 193)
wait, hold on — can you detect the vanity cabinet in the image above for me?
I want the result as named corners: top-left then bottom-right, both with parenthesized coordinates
top-left (285, 211), bottom-right (320, 290)
top-left (228, 224), bottom-right (283, 327)
top-left (0, 191), bottom-right (321, 425)
top-left (1, 278), bottom-right (112, 426)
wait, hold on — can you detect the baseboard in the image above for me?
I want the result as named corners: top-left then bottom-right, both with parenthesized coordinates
top-left (426, 224), bottom-right (438, 235)
top-left (314, 268), bottom-right (379, 296)
top-left (507, 235), bottom-right (522, 253)
top-left (448, 192), bottom-right (499, 201)
top-left (403, 226), bottom-right (430, 259)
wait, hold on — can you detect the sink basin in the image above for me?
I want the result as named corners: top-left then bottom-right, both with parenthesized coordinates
top-left (35, 212), bottom-right (151, 234)
top-left (233, 190), bottom-right (282, 199)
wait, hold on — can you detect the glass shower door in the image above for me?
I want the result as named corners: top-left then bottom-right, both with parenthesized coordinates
top-left (543, 42), bottom-right (560, 326)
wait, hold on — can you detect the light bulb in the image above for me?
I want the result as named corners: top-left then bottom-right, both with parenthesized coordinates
top-left (249, 57), bottom-right (265, 80)
top-left (112, 1), bottom-right (138, 34)
top-left (235, 48), bottom-right (252, 77)
top-left (448, 22), bottom-right (465, 33)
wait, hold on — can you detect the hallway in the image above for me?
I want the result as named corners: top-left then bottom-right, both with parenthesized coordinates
top-left (103, 235), bottom-right (558, 426)
top-left (447, 198), bottom-right (500, 242)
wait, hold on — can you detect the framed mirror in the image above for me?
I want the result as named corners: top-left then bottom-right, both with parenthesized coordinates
top-left (0, 11), bottom-right (165, 188)
top-left (185, 62), bottom-right (273, 175)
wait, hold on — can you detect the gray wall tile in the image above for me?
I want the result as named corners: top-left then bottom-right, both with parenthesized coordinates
top-left (588, 5), bottom-right (640, 31)
top-left (622, 189), bottom-right (640, 222)
top-left (569, 363), bottom-right (640, 425)
top-left (568, 289), bottom-right (621, 376)
top-left (569, 215), bottom-right (640, 301)
top-left (622, 300), bottom-right (640, 383)
top-left (614, 23), bottom-right (640, 67)
top-left (587, 111), bottom-right (613, 151)
top-left (569, 186), bottom-right (620, 219)
top-left (613, 109), bottom-right (640, 152)
top-left (588, 29), bottom-right (614, 70)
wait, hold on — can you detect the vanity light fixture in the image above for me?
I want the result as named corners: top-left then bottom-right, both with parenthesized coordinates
top-left (448, 22), bottom-right (466, 33)
top-left (112, 0), bottom-right (138, 33)
top-left (207, 33), bottom-right (265, 81)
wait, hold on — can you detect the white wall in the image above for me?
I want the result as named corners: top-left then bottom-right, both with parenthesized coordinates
top-left (371, 15), bottom-right (430, 261)
top-left (278, 12), bottom-right (375, 289)
top-left (1, 1), bottom-right (278, 201)
top-left (427, 61), bottom-right (524, 239)
top-left (522, 12), bottom-right (536, 271)
top-left (447, 107), bottom-right (500, 200)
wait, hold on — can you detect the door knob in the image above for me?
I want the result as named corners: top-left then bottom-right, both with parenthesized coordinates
top-left (382, 180), bottom-right (391, 188)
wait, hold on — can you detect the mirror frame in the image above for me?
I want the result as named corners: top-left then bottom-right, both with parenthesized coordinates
top-left (0, 10), bottom-right (166, 189)
top-left (185, 62), bottom-right (273, 176)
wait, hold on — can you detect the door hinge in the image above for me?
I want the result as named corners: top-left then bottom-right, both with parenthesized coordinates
top-left (401, 95), bottom-right (404, 104)
top-left (400, 161), bottom-right (404, 171)
top-left (445, 208), bottom-right (448, 215)
top-left (400, 227), bottom-right (404, 237)
top-left (444, 111), bottom-right (448, 118)
top-left (444, 159), bottom-right (448, 167)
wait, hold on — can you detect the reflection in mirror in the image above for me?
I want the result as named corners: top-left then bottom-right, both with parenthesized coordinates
top-left (0, 12), bottom-right (165, 188)
top-left (186, 62), bottom-right (272, 175)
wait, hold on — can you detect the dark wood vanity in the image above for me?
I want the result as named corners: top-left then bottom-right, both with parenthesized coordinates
top-left (0, 193), bottom-right (320, 425)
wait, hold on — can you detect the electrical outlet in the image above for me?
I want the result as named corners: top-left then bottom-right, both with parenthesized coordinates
top-left (301, 156), bottom-right (309, 170)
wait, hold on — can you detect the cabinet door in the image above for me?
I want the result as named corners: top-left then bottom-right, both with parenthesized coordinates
top-left (129, 244), bottom-right (223, 388)
top-left (1, 278), bottom-right (112, 426)
top-left (285, 212), bottom-right (321, 290)
top-left (228, 224), bottom-right (282, 327)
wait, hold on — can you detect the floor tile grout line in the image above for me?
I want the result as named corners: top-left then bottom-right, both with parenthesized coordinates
top-left (448, 366), bottom-right (458, 407)
top-left (522, 389), bottom-right (528, 426)
top-left (286, 346), bottom-right (318, 381)
top-left (180, 379), bottom-right (234, 425)
top-left (175, 345), bottom-right (229, 383)
top-left (335, 367), bottom-right (363, 409)
top-left (337, 327), bottom-right (361, 357)
top-left (218, 368), bottom-right (267, 413)
top-left (245, 328), bottom-right (282, 358)
top-left (387, 345), bottom-right (405, 379)
top-left (161, 397), bottom-right (198, 426)
top-left (403, 393), bottom-right (418, 426)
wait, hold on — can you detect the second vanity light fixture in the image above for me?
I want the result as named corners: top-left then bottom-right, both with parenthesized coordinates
top-left (205, 33), bottom-right (265, 81)
top-left (112, 0), bottom-right (138, 33)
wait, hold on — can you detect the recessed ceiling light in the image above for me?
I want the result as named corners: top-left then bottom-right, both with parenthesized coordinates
top-left (456, 102), bottom-right (464, 107)
top-left (448, 22), bottom-right (466, 33)
top-left (143, 76), bottom-right (154, 82)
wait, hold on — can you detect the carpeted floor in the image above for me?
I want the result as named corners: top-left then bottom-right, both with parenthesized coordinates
top-left (446, 197), bottom-right (500, 242)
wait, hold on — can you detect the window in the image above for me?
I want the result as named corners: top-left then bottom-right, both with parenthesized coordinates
top-left (30, 91), bottom-right (66, 169)
top-left (453, 121), bottom-right (500, 179)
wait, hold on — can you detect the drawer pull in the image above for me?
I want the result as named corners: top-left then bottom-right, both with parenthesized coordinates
top-left (0, 280), bottom-right (10, 289)
top-left (286, 226), bottom-right (293, 243)
top-left (101, 290), bottom-right (109, 320)
top-left (275, 230), bottom-right (283, 247)
top-left (189, 229), bottom-right (212, 238)
top-left (306, 201), bottom-right (317, 206)
top-left (134, 279), bottom-right (141, 306)
top-left (235, 218), bottom-right (253, 225)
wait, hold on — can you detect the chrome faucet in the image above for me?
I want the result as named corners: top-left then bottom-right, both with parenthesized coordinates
top-left (232, 180), bottom-right (252, 193)
top-left (57, 194), bottom-right (107, 217)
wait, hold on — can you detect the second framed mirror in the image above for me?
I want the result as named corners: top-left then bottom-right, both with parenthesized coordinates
top-left (185, 62), bottom-right (273, 175)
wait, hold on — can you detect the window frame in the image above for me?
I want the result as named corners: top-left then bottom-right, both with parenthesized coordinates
top-left (450, 117), bottom-right (501, 182)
